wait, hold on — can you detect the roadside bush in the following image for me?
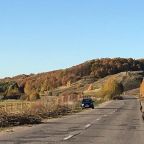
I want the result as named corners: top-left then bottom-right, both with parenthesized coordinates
top-left (20, 94), bottom-right (27, 100)
top-left (47, 105), bottom-right (72, 118)
top-left (29, 92), bottom-right (40, 101)
top-left (25, 91), bottom-right (40, 101)
top-left (100, 77), bottom-right (124, 100)
top-left (140, 80), bottom-right (144, 97)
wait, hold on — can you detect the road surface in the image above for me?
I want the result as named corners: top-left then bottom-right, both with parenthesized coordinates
top-left (0, 96), bottom-right (144, 144)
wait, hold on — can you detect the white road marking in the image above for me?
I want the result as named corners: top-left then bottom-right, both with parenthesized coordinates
top-left (96, 118), bottom-right (101, 121)
top-left (64, 135), bottom-right (74, 140)
top-left (85, 124), bottom-right (91, 128)
top-left (110, 111), bottom-right (116, 114)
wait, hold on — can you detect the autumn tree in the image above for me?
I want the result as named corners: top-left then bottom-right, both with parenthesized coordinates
top-left (101, 77), bottom-right (124, 99)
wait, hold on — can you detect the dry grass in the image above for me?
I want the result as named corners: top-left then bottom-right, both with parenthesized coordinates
top-left (0, 100), bottom-right (34, 114)
top-left (0, 95), bottom-right (83, 128)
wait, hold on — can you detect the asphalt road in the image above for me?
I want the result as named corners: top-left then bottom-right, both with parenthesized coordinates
top-left (0, 96), bottom-right (144, 144)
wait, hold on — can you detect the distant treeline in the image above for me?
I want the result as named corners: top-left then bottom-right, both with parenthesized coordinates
top-left (1, 58), bottom-right (144, 100)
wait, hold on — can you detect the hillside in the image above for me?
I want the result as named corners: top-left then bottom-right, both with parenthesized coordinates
top-left (51, 71), bottom-right (143, 97)
top-left (0, 58), bottom-right (144, 100)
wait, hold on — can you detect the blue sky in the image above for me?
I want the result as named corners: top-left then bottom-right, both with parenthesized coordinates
top-left (0, 0), bottom-right (144, 78)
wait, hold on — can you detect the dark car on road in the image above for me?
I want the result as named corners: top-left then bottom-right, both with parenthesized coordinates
top-left (81, 98), bottom-right (94, 109)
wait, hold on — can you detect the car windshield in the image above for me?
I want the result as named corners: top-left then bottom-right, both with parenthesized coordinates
top-left (82, 99), bottom-right (92, 103)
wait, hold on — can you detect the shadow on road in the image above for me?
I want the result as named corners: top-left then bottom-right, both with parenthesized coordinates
top-left (95, 107), bottom-right (135, 111)
top-left (123, 97), bottom-right (138, 100)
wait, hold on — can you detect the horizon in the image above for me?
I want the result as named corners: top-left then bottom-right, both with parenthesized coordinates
top-left (0, 57), bottom-right (143, 79)
top-left (1, 0), bottom-right (144, 78)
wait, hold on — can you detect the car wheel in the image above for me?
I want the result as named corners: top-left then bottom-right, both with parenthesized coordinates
top-left (92, 106), bottom-right (94, 109)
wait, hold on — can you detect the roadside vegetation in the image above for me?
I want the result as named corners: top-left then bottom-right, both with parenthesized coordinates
top-left (0, 104), bottom-right (81, 128)
top-left (0, 58), bottom-right (144, 128)
top-left (99, 77), bottom-right (124, 100)
top-left (0, 95), bottom-right (82, 128)
top-left (140, 80), bottom-right (144, 98)
top-left (0, 58), bottom-right (144, 101)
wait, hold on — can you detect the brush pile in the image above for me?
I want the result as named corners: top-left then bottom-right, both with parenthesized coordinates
top-left (0, 112), bottom-right (41, 127)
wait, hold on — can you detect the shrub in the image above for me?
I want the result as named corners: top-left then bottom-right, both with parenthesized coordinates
top-left (100, 77), bottom-right (124, 100)
top-left (27, 92), bottom-right (40, 101)
top-left (140, 80), bottom-right (144, 97)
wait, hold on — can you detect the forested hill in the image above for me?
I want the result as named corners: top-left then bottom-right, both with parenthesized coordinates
top-left (0, 58), bottom-right (144, 100)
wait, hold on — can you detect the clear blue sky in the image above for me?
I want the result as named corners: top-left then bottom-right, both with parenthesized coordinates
top-left (0, 0), bottom-right (144, 78)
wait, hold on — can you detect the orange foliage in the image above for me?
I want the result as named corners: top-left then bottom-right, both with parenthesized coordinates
top-left (140, 80), bottom-right (144, 97)
top-left (1, 58), bottom-right (144, 99)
